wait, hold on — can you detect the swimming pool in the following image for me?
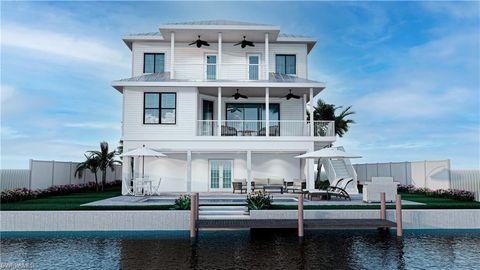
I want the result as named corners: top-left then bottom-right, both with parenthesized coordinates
top-left (1, 230), bottom-right (479, 269)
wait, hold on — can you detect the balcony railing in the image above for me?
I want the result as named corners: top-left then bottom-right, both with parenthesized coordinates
top-left (197, 120), bottom-right (335, 137)
top-left (173, 64), bottom-right (266, 81)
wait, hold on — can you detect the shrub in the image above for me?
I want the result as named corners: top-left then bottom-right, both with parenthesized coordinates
top-left (1, 180), bottom-right (121, 203)
top-left (397, 185), bottom-right (475, 201)
top-left (173, 194), bottom-right (191, 210)
top-left (246, 190), bottom-right (272, 210)
top-left (315, 180), bottom-right (330, 190)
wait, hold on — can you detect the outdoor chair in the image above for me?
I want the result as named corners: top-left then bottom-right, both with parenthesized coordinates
top-left (232, 179), bottom-right (248, 194)
top-left (363, 177), bottom-right (399, 202)
top-left (253, 178), bottom-right (269, 191)
top-left (327, 178), bottom-right (353, 200)
top-left (285, 180), bottom-right (306, 193)
top-left (122, 179), bottom-right (135, 196)
top-left (221, 125), bottom-right (237, 136)
top-left (147, 177), bottom-right (162, 196)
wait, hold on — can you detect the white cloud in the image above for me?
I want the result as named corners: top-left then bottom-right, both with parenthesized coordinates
top-left (1, 24), bottom-right (127, 66)
top-left (63, 122), bottom-right (120, 130)
top-left (422, 2), bottom-right (480, 19)
top-left (0, 126), bottom-right (28, 139)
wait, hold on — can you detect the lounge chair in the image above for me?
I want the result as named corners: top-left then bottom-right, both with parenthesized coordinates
top-left (232, 179), bottom-right (248, 194)
top-left (328, 178), bottom-right (353, 201)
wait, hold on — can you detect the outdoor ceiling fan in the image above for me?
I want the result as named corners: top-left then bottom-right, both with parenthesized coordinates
top-left (232, 89), bottom-right (248, 100)
top-left (189, 35), bottom-right (210, 48)
top-left (285, 89), bottom-right (301, 100)
top-left (234, 36), bottom-right (255, 48)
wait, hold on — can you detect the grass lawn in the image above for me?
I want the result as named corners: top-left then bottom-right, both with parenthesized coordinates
top-left (0, 186), bottom-right (173, 211)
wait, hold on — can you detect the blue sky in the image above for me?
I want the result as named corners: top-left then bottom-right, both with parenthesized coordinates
top-left (1, 1), bottom-right (479, 169)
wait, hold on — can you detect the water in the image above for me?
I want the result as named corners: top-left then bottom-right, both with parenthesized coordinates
top-left (1, 230), bottom-right (479, 270)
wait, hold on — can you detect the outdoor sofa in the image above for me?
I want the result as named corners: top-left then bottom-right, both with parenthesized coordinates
top-left (253, 177), bottom-right (285, 193)
top-left (362, 177), bottom-right (399, 202)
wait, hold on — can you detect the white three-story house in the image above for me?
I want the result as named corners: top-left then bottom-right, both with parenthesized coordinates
top-left (112, 20), bottom-right (347, 195)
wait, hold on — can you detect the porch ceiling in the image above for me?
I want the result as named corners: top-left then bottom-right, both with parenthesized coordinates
top-left (198, 87), bottom-right (321, 98)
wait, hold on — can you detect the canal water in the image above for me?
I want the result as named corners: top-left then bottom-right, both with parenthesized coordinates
top-left (1, 230), bottom-right (479, 269)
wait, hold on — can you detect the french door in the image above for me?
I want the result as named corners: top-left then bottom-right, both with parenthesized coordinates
top-left (209, 160), bottom-right (233, 191)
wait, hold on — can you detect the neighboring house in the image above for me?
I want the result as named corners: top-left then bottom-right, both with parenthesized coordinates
top-left (112, 20), bottom-right (355, 194)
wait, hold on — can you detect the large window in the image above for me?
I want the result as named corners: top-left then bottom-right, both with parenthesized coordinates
top-left (144, 53), bottom-right (165, 73)
top-left (275, 54), bottom-right (296, 75)
top-left (144, 92), bottom-right (176, 124)
top-left (206, 55), bottom-right (217, 80)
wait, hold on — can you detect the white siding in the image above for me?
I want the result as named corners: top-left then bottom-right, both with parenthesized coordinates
top-left (131, 41), bottom-right (309, 79)
top-left (123, 86), bottom-right (198, 141)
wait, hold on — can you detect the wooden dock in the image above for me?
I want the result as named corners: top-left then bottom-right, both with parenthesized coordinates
top-left (198, 219), bottom-right (396, 229)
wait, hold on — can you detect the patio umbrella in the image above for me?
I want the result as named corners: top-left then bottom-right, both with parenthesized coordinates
top-left (121, 145), bottom-right (166, 177)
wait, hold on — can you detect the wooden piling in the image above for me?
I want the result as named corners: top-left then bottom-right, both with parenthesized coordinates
top-left (396, 194), bottom-right (402, 237)
top-left (380, 192), bottom-right (386, 220)
top-left (190, 193), bottom-right (198, 238)
top-left (298, 194), bottom-right (304, 238)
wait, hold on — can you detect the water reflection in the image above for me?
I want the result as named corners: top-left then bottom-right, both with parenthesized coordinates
top-left (1, 230), bottom-right (479, 270)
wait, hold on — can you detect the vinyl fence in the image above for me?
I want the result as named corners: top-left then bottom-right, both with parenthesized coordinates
top-left (1, 159), bottom-right (122, 191)
top-left (451, 170), bottom-right (480, 201)
top-left (354, 160), bottom-right (480, 202)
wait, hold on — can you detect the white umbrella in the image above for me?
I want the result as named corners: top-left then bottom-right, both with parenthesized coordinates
top-left (295, 147), bottom-right (362, 159)
top-left (121, 145), bottom-right (166, 177)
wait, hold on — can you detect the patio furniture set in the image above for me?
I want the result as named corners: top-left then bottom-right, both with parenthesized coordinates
top-left (232, 178), bottom-right (306, 194)
top-left (124, 177), bottom-right (162, 196)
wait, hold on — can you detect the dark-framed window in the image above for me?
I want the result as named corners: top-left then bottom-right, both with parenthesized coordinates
top-left (275, 54), bottom-right (296, 75)
top-left (144, 92), bottom-right (176, 124)
top-left (143, 53), bottom-right (165, 73)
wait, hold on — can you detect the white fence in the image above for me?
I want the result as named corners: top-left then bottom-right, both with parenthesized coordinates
top-left (451, 170), bottom-right (480, 201)
top-left (1, 159), bottom-right (122, 191)
top-left (354, 160), bottom-right (480, 201)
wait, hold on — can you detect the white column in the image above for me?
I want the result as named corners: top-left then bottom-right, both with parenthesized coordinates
top-left (121, 157), bottom-right (131, 195)
top-left (265, 32), bottom-right (269, 79)
top-left (265, 87), bottom-right (270, 137)
top-left (186, 151), bottom-right (192, 192)
top-left (303, 94), bottom-right (307, 125)
top-left (170, 32), bottom-right (175, 79)
top-left (218, 32), bottom-right (222, 79)
top-left (307, 159), bottom-right (315, 190)
top-left (217, 87), bottom-right (222, 136)
top-left (309, 88), bottom-right (314, 136)
top-left (247, 150), bottom-right (252, 193)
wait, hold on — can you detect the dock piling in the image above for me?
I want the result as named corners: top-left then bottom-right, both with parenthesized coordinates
top-left (298, 194), bottom-right (304, 238)
top-left (396, 194), bottom-right (402, 237)
top-left (380, 192), bottom-right (386, 220)
top-left (190, 193), bottom-right (198, 238)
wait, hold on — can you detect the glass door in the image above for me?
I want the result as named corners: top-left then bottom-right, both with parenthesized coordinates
top-left (202, 100), bottom-right (214, 135)
top-left (209, 160), bottom-right (233, 191)
top-left (205, 55), bottom-right (217, 80)
top-left (248, 54), bottom-right (260, 80)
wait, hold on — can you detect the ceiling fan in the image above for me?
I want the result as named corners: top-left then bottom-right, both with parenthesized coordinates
top-left (232, 89), bottom-right (248, 100)
top-left (285, 89), bottom-right (300, 100)
top-left (234, 36), bottom-right (255, 48)
top-left (189, 35), bottom-right (210, 48)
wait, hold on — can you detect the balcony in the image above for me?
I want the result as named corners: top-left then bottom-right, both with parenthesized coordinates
top-left (197, 120), bottom-right (335, 137)
top-left (173, 64), bottom-right (266, 81)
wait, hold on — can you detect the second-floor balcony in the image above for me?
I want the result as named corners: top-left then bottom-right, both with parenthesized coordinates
top-left (197, 120), bottom-right (335, 137)
top-left (173, 63), bottom-right (267, 81)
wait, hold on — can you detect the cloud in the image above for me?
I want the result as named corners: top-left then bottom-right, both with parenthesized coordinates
top-left (422, 2), bottom-right (480, 19)
top-left (0, 126), bottom-right (28, 139)
top-left (1, 24), bottom-right (127, 66)
top-left (63, 122), bottom-right (120, 130)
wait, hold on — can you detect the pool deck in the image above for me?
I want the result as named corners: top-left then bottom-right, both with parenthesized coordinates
top-left (82, 193), bottom-right (422, 207)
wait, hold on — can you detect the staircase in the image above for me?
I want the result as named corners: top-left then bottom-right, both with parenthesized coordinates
top-left (321, 146), bottom-right (359, 195)
top-left (199, 205), bottom-right (250, 220)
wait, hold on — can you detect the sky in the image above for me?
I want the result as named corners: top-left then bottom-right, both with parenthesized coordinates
top-left (1, 1), bottom-right (479, 169)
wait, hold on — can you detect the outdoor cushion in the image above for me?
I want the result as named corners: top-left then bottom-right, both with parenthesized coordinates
top-left (268, 178), bottom-right (284, 186)
top-left (253, 178), bottom-right (269, 186)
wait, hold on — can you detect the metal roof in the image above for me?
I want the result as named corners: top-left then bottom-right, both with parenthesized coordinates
top-left (115, 72), bottom-right (323, 84)
top-left (163, 20), bottom-right (274, 26)
top-left (126, 32), bottom-right (313, 39)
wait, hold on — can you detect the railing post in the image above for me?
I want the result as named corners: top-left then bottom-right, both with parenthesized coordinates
top-left (190, 193), bottom-right (198, 238)
top-left (380, 192), bottom-right (386, 220)
top-left (396, 194), bottom-right (402, 237)
top-left (298, 194), bottom-right (304, 238)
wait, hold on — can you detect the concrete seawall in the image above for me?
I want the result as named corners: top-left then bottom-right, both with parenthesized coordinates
top-left (1, 209), bottom-right (479, 231)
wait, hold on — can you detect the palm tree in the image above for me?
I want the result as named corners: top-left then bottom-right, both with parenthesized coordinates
top-left (75, 154), bottom-right (100, 191)
top-left (308, 99), bottom-right (355, 137)
top-left (88, 142), bottom-right (122, 191)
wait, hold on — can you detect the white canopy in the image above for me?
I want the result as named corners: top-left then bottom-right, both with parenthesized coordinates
top-left (121, 145), bottom-right (166, 157)
top-left (295, 147), bottom-right (362, 159)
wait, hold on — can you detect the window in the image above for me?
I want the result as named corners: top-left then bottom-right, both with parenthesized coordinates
top-left (275, 54), bottom-right (296, 75)
top-left (206, 55), bottom-right (217, 80)
top-left (144, 92), bottom-right (176, 124)
top-left (143, 53), bottom-right (165, 73)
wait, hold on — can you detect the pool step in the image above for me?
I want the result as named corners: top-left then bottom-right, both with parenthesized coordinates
top-left (199, 205), bottom-right (249, 220)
